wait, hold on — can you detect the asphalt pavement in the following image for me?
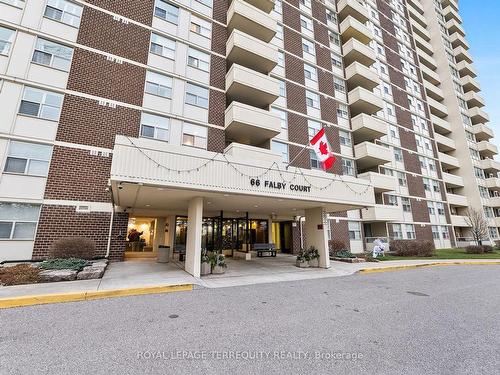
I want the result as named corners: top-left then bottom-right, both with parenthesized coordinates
top-left (1, 266), bottom-right (499, 375)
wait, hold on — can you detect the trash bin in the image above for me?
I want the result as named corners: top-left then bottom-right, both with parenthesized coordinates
top-left (157, 245), bottom-right (170, 263)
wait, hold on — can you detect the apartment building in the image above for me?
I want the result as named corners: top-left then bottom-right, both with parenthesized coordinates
top-left (0, 0), bottom-right (496, 276)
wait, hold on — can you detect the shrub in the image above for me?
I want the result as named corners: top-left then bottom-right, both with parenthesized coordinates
top-left (0, 264), bottom-right (41, 286)
top-left (333, 250), bottom-right (356, 259)
top-left (49, 237), bottom-right (95, 260)
top-left (39, 258), bottom-right (91, 271)
top-left (328, 240), bottom-right (347, 256)
top-left (391, 240), bottom-right (435, 257)
top-left (465, 245), bottom-right (484, 254)
top-left (481, 245), bottom-right (494, 253)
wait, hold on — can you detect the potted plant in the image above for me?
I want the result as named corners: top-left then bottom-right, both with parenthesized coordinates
top-left (201, 249), bottom-right (211, 276)
top-left (307, 246), bottom-right (320, 267)
top-left (296, 249), bottom-right (310, 268)
top-left (211, 252), bottom-right (227, 274)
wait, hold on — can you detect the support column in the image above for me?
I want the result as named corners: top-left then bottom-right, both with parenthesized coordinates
top-left (153, 217), bottom-right (166, 253)
top-left (268, 216), bottom-right (273, 244)
top-left (304, 207), bottom-right (330, 269)
top-left (185, 197), bottom-right (203, 277)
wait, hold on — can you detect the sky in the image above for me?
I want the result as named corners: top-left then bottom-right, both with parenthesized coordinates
top-left (459, 0), bottom-right (500, 147)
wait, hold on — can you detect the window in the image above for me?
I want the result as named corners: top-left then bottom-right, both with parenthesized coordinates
top-left (305, 90), bottom-right (319, 109)
top-left (300, 15), bottom-right (313, 32)
top-left (342, 159), bottom-right (355, 176)
top-left (304, 63), bottom-right (317, 82)
top-left (334, 78), bottom-right (345, 93)
top-left (0, 26), bottom-right (15, 56)
top-left (0, 0), bottom-right (25, 7)
top-left (392, 224), bottom-right (402, 239)
top-left (0, 202), bottom-right (41, 240)
top-left (195, 0), bottom-right (213, 8)
top-left (427, 201), bottom-right (435, 215)
top-left (432, 225), bottom-right (440, 240)
top-left (307, 120), bottom-right (321, 140)
top-left (19, 87), bottom-right (63, 121)
top-left (140, 113), bottom-right (169, 141)
top-left (187, 48), bottom-right (210, 72)
top-left (275, 25), bottom-right (283, 41)
top-left (277, 51), bottom-right (285, 68)
top-left (302, 38), bottom-right (315, 56)
top-left (310, 150), bottom-right (320, 169)
top-left (402, 197), bottom-right (411, 212)
top-left (348, 221), bottom-right (361, 240)
top-left (32, 38), bottom-right (73, 72)
top-left (436, 202), bottom-right (445, 216)
top-left (339, 130), bottom-right (351, 147)
top-left (145, 71), bottom-right (172, 98)
top-left (394, 148), bottom-right (403, 162)
top-left (272, 141), bottom-right (289, 163)
top-left (387, 195), bottom-right (398, 206)
top-left (405, 224), bottom-right (416, 239)
top-left (44, 0), bottom-right (83, 28)
top-left (4, 141), bottom-right (52, 176)
top-left (441, 226), bottom-right (450, 240)
top-left (337, 104), bottom-right (348, 119)
top-left (154, 0), bottom-right (179, 24)
top-left (182, 123), bottom-right (207, 149)
top-left (185, 83), bottom-right (208, 108)
top-left (190, 16), bottom-right (211, 38)
top-left (331, 53), bottom-right (342, 69)
top-left (150, 33), bottom-right (176, 59)
top-left (397, 171), bottom-right (406, 187)
top-left (271, 107), bottom-right (287, 132)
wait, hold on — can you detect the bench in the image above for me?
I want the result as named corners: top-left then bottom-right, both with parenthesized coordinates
top-left (252, 243), bottom-right (276, 257)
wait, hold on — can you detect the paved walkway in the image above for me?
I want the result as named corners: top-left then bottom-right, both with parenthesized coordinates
top-left (1, 255), bottom-right (499, 300)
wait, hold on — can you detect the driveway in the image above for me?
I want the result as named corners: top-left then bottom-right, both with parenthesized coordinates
top-left (1, 266), bottom-right (499, 374)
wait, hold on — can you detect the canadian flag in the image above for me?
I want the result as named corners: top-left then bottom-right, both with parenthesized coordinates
top-left (310, 128), bottom-right (336, 170)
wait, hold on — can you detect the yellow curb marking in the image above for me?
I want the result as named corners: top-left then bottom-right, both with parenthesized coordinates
top-left (0, 284), bottom-right (193, 309)
top-left (358, 261), bottom-right (500, 274)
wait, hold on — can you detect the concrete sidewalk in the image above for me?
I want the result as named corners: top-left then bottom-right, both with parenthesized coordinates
top-left (1, 257), bottom-right (499, 304)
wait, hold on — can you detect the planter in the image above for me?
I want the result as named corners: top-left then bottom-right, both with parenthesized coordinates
top-left (308, 258), bottom-right (319, 268)
top-left (296, 260), bottom-right (309, 268)
top-left (201, 262), bottom-right (211, 276)
top-left (212, 265), bottom-right (226, 274)
top-left (331, 256), bottom-right (365, 263)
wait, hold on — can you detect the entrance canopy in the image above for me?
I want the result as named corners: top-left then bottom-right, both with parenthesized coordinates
top-left (110, 135), bottom-right (376, 216)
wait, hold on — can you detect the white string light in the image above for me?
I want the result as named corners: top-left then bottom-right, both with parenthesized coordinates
top-left (124, 136), bottom-right (372, 195)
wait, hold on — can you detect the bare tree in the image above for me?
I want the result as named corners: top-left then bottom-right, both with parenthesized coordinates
top-left (465, 208), bottom-right (489, 245)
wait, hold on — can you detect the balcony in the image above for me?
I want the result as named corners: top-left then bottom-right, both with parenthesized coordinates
top-left (438, 152), bottom-right (460, 170)
top-left (348, 87), bottom-right (384, 117)
top-left (457, 60), bottom-right (477, 78)
top-left (340, 16), bottom-right (372, 45)
top-left (454, 46), bottom-right (473, 64)
top-left (227, 0), bottom-right (277, 42)
top-left (225, 101), bottom-right (280, 145)
top-left (431, 114), bottom-right (452, 134)
top-left (451, 215), bottom-right (470, 227)
top-left (408, 4), bottom-right (427, 28)
top-left (414, 33), bottom-right (433, 56)
top-left (461, 75), bottom-right (481, 93)
top-left (243, 0), bottom-right (275, 13)
top-left (410, 17), bottom-right (431, 41)
top-left (427, 97), bottom-right (448, 118)
top-left (449, 32), bottom-right (469, 49)
top-left (351, 113), bottom-right (388, 143)
top-left (337, 0), bottom-right (369, 23)
top-left (480, 158), bottom-right (500, 173)
top-left (358, 171), bottom-right (397, 193)
top-left (443, 172), bottom-right (464, 188)
top-left (226, 64), bottom-right (280, 108)
top-left (464, 91), bottom-right (485, 109)
top-left (342, 38), bottom-right (376, 67)
top-left (485, 177), bottom-right (500, 191)
top-left (469, 107), bottom-right (490, 125)
top-left (407, 0), bottom-right (424, 14)
top-left (362, 204), bottom-right (403, 222)
top-left (417, 47), bottom-right (438, 70)
top-left (420, 64), bottom-right (441, 86)
top-left (447, 193), bottom-right (468, 207)
top-left (488, 196), bottom-right (500, 208)
top-left (354, 142), bottom-right (392, 170)
top-left (435, 133), bottom-right (456, 152)
top-left (477, 141), bottom-right (498, 158)
top-left (473, 124), bottom-right (494, 141)
top-left (446, 18), bottom-right (465, 37)
top-left (226, 30), bottom-right (278, 74)
top-left (424, 80), bottom-right (444, 101)
top-left (345, 62), bottom-right (380, 91)
top-left (443, 5), bottom-right (461, 23)
top-left (442, 0), bottom-right (458, 12)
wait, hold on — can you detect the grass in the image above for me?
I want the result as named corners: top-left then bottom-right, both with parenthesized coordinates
top-left (379, 248), bottom-right (500, 261)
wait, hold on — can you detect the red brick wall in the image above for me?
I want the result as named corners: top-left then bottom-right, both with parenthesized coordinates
top-left (85, 0), bottom-right (154, 24)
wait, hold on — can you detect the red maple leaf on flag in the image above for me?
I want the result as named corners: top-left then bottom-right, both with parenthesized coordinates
top-left (319, 141), bottom-right (329, 155)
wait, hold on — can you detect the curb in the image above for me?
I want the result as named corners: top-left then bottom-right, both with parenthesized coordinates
top-left (358, 261), bottom-right (500, 274)
top-left (0, 283), bottom-right (194, 309)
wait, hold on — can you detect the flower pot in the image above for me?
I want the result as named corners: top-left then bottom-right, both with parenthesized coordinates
top-left (296, 260), bottom-right (309, 268)
top-left (308, 258), bottom-right (319, 268)
top-left (201, 262), bottom-right (211, 276)
top-left (212, 265), bottom-right (226, 274)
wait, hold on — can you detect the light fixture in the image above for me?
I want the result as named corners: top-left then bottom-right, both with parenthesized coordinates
top-left (254, 205), bottom-right (259, 208)
top-left (223, 194), bottom-right (229, 197)
top-left (157, 188), bottom-right (164, 191)
top-left (145, 204), bottom-right (151, 207)
top-left (207, 201), bottom-right (212, 205)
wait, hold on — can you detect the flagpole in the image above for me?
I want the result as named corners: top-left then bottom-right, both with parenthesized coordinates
top-left (285, 143), bottom-right (310, 170)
